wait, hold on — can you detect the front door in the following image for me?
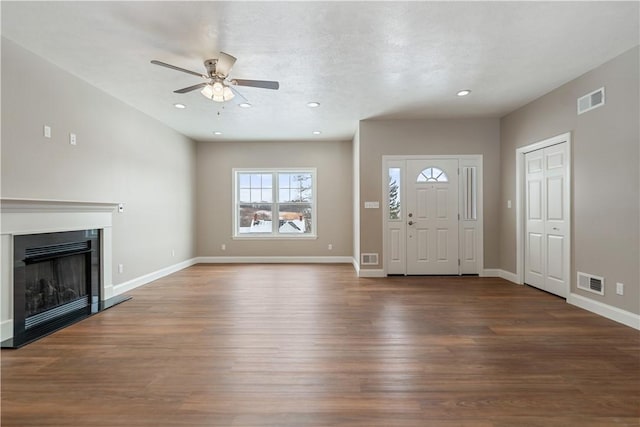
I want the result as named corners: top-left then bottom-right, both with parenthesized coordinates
top-left (524, 142), bottom-right (569, 297)
top-left (406, 159), bottom-right (459, 275)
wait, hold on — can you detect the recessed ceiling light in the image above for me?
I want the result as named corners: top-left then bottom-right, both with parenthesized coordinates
top-left (456, 90), bottom-right (471, 97)
top-left (238, 102), bottom-right (252, 108)
top-left (174, 103), bottom-right (186, 109)
top-left (307, 101), bottom-right (321, 108)
top-left (213, 131), bottom-right (223, 136)
top-left (312, 131), bottom-right (322, 135)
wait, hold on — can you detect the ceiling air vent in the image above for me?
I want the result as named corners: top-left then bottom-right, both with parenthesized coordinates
top-left (577, 272), bottom-right (604, 295)
top-left (577, 87), bottom-right (605, 115)
top-left (361, 253), bottom-right (379, 265)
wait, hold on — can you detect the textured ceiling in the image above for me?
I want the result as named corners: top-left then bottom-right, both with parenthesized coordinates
top-left (2, 1), bottom-right (638, 142)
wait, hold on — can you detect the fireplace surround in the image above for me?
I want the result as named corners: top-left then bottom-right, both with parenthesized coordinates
top-left (1, 198), bottom-right (129, 348)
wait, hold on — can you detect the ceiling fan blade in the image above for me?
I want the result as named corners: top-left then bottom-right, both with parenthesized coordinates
top-left (216, 52), bottom-right (237, 77)
top-left (231, 79), bottom-right (279, 90)
top-left (228, 86), bottom-right (249, 104)
top-left (174, 82), bottom-right (208, 94)
top-left (151, 60), bottom-right (207, 79)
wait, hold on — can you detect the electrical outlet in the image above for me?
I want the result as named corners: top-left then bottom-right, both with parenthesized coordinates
top-left (171, 249), bottom-right (175, 257)
top-left (221, 244), bottom-right (226, 251)
top-left (328, 244), bottom-right (333, 250)
top-left (616, 282), bottom-right (624, 295)
top-left (118, 264), bottom-right (124, 274)
top-left (69, 133), bottom-right (77, 145)
top-left (43, 125), bottom-right (51, 138)
top-left (507, 200), bottom-right (512, 209)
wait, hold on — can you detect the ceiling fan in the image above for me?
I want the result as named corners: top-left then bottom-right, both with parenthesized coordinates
top-left (151, 52), bottom-right (279, 102)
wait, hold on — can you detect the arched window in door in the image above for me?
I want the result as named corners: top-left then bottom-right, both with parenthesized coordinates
top-left (416, 167), bottom-right (448, 183)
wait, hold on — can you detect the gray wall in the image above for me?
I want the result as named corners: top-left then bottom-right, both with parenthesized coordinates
top-left (500, 46), bottom-right (639, 314)
top-left (358, 118), bottom-right (501, 270)
top-left (1, 38), bottom-right (197, 283)
top-left (196, 140), bottom-right (353, 257)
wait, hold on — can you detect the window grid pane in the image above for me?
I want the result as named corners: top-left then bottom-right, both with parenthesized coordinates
top-left (278, 203), bottom-right (312, 234)
top-left (416, 167), bottom-right (448, 183)
top-left (277, 173), bottom-right (312, 202)
top-left (238, 204), bottom-right (273, 234)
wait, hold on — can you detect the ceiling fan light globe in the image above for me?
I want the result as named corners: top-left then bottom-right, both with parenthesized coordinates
top-left (212, 81), bottom-right (224, 94)
top-left (212, 94), bottom-right (224, 102)
top-left (223, 86), bottom-right (235, 101)
top-left (200, 85), bottom-right (214, 99)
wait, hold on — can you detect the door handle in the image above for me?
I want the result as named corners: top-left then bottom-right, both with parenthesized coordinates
top-left (552, 227), bottom-right (559, 231)
top-left (408, 221), bottom-right (414, 226)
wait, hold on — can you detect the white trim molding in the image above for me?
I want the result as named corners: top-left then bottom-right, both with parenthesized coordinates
top-left (1, 320), bottom-right (13, 341)
top-left (195, 256), bottom-right (353, 264)
top-left (357, 269), bottom-right (385, 278)
top-left (112, 258), bottom-right (199, 295)
top-left (568, 293), bottom-right (640, 330)
top-left (481, 269), bottom-right (520, 284)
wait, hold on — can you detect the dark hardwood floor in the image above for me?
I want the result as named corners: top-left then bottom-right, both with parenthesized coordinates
top-left (2, 264), bottom-right (639, 426)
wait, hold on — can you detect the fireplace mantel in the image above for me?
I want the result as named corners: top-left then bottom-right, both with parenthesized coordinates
top-left (1, 198), bottom-right (119, 341)
top-left (1, 198), bottom-right (119, 213)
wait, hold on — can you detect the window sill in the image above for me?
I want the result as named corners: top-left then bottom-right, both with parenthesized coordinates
top-left (232, 234), bottom-right (318, 241)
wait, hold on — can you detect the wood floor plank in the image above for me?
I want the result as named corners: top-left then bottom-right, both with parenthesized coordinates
top-left (2, 264), bottom-right (639, 426)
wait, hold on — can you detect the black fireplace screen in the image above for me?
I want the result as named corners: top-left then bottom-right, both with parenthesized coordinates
top-left (25, 253), bottom-right (88, 318)
top-left (13, 230), bottom-right (100, 335)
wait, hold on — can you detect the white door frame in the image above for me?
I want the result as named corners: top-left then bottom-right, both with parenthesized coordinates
top-left (382, 155), bottom-right (484, 276)
top-left (516, 132), bottom-right (571, 287)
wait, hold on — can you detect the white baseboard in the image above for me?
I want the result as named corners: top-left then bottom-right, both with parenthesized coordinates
top-left (112, 258), bottom-right (198, 296)
top-left (1, 319), bottom-right (13, 341)
top-left (567, 293), bottom-right (640, 330)
top-left (481, 269), bottom-right (501, 277)
top-left (358, 269), bottom-right (385, 278)
top-left (482, 268), bottom-right (520, 284)
top-left (195, 256), bottom-right (353, 264)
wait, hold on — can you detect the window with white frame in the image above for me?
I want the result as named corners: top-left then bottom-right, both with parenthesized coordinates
top-left (234, 169), bottom-right (316, 238)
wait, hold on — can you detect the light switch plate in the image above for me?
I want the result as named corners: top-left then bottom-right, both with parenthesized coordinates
top-left (364, 201), bottom-right (380, 209)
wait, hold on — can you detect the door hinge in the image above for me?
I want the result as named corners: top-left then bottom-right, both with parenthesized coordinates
top-left (458, 213), bottom-right (460, 220)
top-left (458, 259), bottom-right (461, 266)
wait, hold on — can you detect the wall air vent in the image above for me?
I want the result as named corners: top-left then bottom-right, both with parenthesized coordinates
top-left (577, 87), bottom-right (605, 115)
top-left (577, 272), bottom-right (604, 295)
top-left (361, 253), bottom-right (379, 265)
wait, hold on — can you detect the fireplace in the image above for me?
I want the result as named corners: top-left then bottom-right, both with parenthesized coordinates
top-left (15, 230), bottom-right (100, 333)
top-left (1, 198), bottom-right (130, 348)
top-left (2, 226), bottom-right (129, 348)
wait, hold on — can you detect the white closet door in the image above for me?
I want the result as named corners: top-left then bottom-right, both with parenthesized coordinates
top-left (524, 143), bottom-right (569, 297)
